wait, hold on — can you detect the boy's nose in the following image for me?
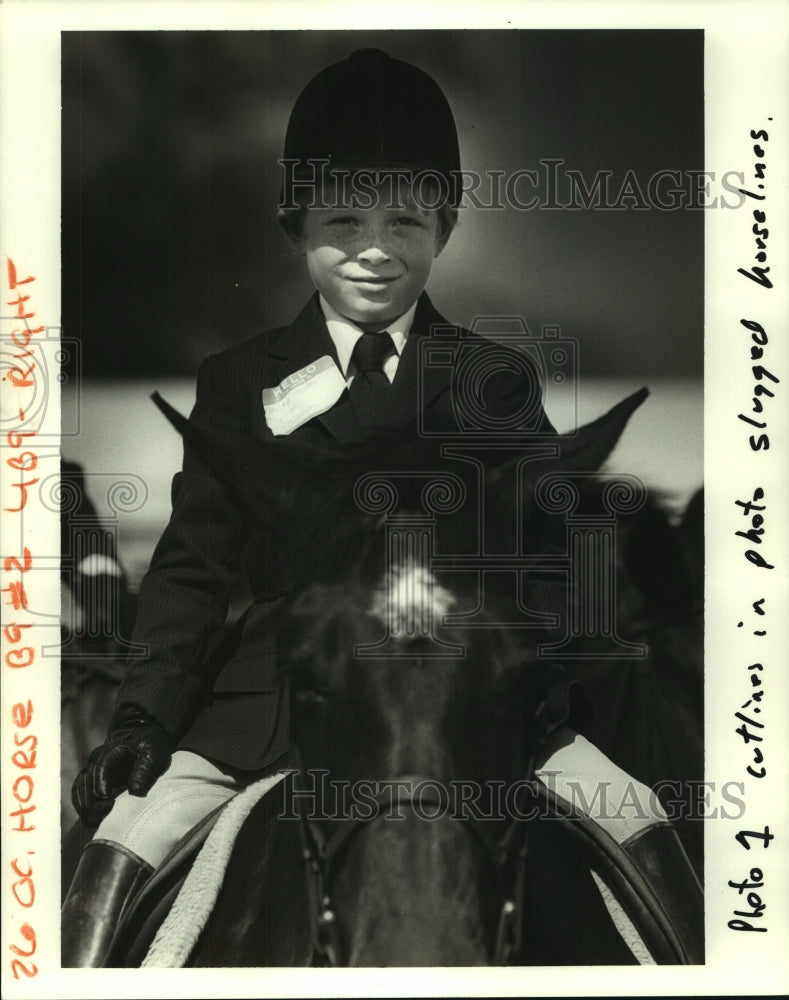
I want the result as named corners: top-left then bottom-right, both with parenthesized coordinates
top-left (357, 243), bottom-right (392, 266)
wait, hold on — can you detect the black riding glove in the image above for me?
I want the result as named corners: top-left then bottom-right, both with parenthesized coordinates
top-left (71, 702), bottom-right (173, 828)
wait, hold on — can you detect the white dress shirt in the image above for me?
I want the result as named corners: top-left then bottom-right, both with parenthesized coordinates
top-left (319, 294), bottom-right (417, 385)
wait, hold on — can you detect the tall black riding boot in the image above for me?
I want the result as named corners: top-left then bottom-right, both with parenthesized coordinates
top-left (61, 839), bottom-right (153, 967)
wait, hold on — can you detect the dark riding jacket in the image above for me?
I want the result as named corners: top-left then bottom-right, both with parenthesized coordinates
top-left (115, 292), bottom-right (556, 773)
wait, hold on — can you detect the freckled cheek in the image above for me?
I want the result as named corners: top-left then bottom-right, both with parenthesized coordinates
top-left (389, 233), bottom-right (433, 257)
top-left (407, 249), bottom-right (438, 282)
top-left (306, 247), bottom-right (346, 283)
top-left (307, 243), bottom-right (348, 262)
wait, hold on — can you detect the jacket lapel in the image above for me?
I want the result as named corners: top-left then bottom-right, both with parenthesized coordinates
top-left (382, 293), bottom-right (454, 425)
top-left (265, 295), bottom-right (358, 441)
top-left (264, 291), bottom-right (454, 442)
top-left (268, 294), bottom-right (339, 379)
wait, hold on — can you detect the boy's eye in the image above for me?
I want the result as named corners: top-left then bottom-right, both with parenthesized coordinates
top-left (326, 216), bottom-right (358, 227)
top-left (394, 216), bottom-right (423, 227)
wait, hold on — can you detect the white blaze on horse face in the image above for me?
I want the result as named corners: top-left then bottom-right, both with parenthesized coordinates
top-left (369, 565), bottom-right (456, 638)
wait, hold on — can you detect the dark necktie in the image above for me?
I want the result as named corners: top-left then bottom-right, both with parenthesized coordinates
top-left (349, 331), bottom-right (393, 427)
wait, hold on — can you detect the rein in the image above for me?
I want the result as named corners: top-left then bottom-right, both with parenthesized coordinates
top-left (293, 769), bottom-right (533, 966)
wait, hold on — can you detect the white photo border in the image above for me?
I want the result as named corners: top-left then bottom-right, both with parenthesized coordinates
top-left (1, 1), bottom-right (787, 997)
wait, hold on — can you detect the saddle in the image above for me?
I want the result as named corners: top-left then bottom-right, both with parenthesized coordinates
top-left (100, 737), bottom-right (703, 968)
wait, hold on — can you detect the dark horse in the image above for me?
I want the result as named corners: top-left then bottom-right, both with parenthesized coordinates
top-left (103, 387), bottom-right (703, 967)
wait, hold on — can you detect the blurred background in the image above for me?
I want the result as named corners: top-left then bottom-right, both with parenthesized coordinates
top-left (60, 29), bottom-right (703, 587)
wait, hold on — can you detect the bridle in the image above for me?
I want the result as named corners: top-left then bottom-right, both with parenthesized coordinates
top-left (285, 582), bottom-right (570, 966)
top-left (293, 768), bottom-right (535, 967)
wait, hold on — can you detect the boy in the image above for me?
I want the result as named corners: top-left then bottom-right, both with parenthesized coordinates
top-left (62, 47), bottom-right (554, 966)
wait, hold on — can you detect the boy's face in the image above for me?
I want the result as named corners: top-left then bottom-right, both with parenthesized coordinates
top-left (296, 188), bottom-right (448, 330)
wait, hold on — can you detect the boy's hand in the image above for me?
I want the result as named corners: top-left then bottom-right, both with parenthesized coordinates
top-left (71, 703), bottom-right (173, 828)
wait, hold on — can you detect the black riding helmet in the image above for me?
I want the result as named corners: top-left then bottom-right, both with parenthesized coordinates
top-left (280, 48), bottom-right (462, 209)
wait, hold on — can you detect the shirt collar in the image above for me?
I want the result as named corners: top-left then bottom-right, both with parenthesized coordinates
top-left (319, 295), bottom-right (417, 377)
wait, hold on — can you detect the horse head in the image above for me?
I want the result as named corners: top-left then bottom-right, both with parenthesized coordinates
top-left (153, 386), bottom-right (701, 966)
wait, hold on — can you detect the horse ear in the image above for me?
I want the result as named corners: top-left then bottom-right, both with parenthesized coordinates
top-left (490, 387), bottom-right (650, 487)
top-left (151, 392), bottom-right (320, 524)
top-left (549, 386), bottom-right (650, 473)
top-left (151, 394), bottom-right (429, 529)
top-left (152, 390), bottom-right (261, 484)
